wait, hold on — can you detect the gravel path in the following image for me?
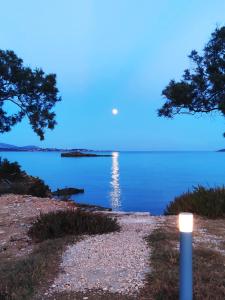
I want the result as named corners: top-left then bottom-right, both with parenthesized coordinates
top-left (49, 214), bottom-right (164, 296)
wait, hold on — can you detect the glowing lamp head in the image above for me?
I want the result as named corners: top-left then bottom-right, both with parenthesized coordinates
top-left (179, 213), bottom-right (193, 233)
top-left (112, 108), bottom-right (119, 115)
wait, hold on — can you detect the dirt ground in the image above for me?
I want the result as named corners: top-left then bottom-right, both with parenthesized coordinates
top-left (0, 194), bottom-right (74, 260)
top-left (0, 194), bottom-right (224, 299)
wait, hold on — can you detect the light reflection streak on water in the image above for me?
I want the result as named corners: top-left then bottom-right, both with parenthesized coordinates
top-left (110, 152), bottom-right (121, 210)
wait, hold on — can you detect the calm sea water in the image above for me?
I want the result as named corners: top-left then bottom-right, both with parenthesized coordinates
top-left (1, 151), bottom-right (225, 215)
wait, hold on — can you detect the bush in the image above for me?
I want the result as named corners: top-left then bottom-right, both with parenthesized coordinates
top-left (0, 159), bottom-right (22, 180)
top-left (28, 210), bottom-right (120, 242)
top-left (0, 158), bottom-right (51, 197)
top-left (0, 176), bottom-right (51, 198)
top-left (27, 177), bottom-right (51, 197)
top-left (165, 185), bottom-right (225, 218)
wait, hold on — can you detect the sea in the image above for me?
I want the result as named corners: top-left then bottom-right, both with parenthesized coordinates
top-left (1, 151), bottom-right (225, 215)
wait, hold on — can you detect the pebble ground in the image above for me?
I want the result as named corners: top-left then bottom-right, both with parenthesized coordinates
top-left (49, 214), bottom-right (164, 295)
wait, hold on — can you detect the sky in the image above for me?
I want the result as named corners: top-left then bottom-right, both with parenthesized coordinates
top-left (0, 0), bottom-right (225, 150)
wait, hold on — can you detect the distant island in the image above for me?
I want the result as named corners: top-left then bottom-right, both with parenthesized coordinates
top-left (217, 149), bottom-right (225, 152)
top-left (61, 151), bottom-right (112, 157)
top-left (0, 143), bottom-right (94, 153)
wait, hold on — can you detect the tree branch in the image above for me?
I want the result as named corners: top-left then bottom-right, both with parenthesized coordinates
top-left (4, 98), bottom-right (27, 113)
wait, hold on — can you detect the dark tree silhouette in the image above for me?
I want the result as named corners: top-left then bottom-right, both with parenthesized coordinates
top-left (158, 26), bottom-right (225, 133)
top-left (0, 50), bottom-right (61, 140)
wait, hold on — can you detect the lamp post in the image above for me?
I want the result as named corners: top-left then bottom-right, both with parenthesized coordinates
top-left (179, 213), bottom-right (193, 300)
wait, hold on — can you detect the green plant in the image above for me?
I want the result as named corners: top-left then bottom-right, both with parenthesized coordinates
top-left (0, 158), bottom-right (51, 197)
top-left (158, 26), bottom-right (225, 137)
top-left (0, 159), bottom-right (22, 180)
top-left (27, 177), bottom-right (51, 197)
top-left (28, 210), bottom-right (120, 242)
top-left (165, 185), bottom-right (225, 218)
top-left (0, 175), bottom-right (51, 198)
top-left (0, 49), bottom-right (60, 140)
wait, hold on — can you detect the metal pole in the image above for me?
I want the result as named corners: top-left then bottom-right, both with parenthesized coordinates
top-left (180, 231), bottom-right (193, 300)
top-left (179, 213), bottom-right (193, 300)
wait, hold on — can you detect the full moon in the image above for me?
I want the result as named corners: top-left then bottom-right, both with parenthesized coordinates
top-left (112, 108), bottom-right (119, 115)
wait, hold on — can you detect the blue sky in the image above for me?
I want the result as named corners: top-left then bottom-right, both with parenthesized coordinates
top-left (1, 0), bottom-right (225, 150)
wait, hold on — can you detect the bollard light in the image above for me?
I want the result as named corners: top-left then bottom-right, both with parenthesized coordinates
top-left (179, 213), bottom-right (193, 233)
top-left (179, 213), bottom-right (193, 300)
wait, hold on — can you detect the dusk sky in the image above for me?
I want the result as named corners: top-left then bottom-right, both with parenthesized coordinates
top-left (1, 0), bottom-right (225, 150)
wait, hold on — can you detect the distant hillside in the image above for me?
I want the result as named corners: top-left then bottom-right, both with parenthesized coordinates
top-left (0, 142), bottom-right (92, 152)
top-left (0, 143), bottom-right (19, 149)
top-left (0, 143), bottom-right (42, 151)
top-left (20, 145), bottom-right (41, 150)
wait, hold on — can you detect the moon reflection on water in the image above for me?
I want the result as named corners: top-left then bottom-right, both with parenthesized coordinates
top-left (110, 152), bottom-right (121, 210)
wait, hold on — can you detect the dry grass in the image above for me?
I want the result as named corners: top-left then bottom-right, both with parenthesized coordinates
top-left (140, 225), bottom-right (179, 299)
top-left (140, 218), bottom-right (225, 299)
top-left (1, 213), bottom-right (224, 300)
top-left (0, 235), bottom-right (79, 300)
top-left (46, 290), bottom-right (134, 300)
top-left (0, 209), bottom-right (120, 300)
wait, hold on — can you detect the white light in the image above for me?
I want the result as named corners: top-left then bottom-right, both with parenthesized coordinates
top-left (110, 152), bottom-right (121, 210)
top-left (112, 108), bottom-right (119, 115)
top-left (179, 213), bottom-right (193, 233)
top-left (112, 151), bottom-right (119, 157)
